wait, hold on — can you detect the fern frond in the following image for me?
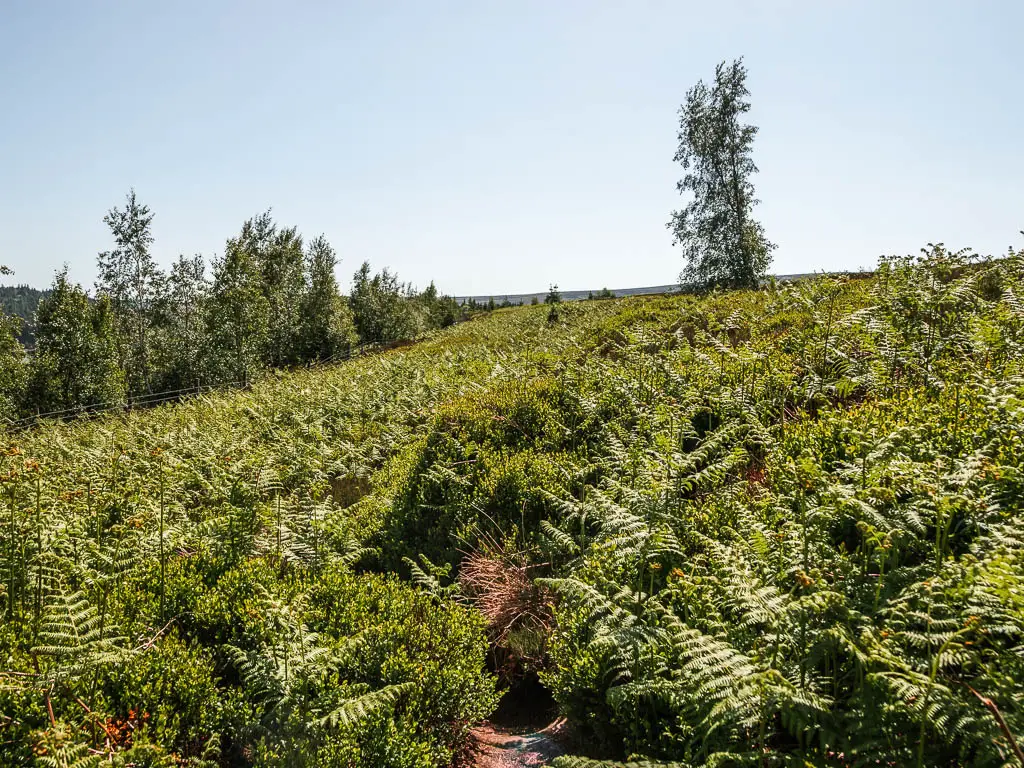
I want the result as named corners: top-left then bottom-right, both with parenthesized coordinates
top-left (319, 681), bottom-right (415, 728)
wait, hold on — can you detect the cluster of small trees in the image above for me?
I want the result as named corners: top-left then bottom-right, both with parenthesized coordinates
top-left (0, 192), bottom-right (462, 423)
top-left (460, 296), bottom-right (524, 312)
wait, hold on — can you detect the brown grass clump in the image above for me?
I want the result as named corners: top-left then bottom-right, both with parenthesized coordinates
top-left (458, 547), bottom-right (553, 680)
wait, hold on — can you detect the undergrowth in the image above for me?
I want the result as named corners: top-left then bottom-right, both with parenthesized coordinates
top-left (5, 242), bottom-right (1024, 766)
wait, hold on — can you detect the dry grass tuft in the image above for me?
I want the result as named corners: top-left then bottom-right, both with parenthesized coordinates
top-left (458, 545), bottom-right (553, 679)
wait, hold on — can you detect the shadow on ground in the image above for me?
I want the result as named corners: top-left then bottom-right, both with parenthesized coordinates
top-left (471, 674), bottom-right (568, 767)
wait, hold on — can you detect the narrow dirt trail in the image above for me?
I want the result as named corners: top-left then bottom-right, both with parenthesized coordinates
top-left (471, 676), bottom-right (569, 767)
top-left (471, 718), bottom-right (568, 767)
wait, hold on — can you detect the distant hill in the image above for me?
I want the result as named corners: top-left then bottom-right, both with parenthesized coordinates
top-left (455, 284), bottom-right (680, 306)
top-left (454, 273), bottom-right (841, 306)
top-left (0, 285), bottom-right (47, 346)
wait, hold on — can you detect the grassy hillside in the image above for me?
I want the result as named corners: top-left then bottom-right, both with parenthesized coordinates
top-left (3, 245), bottom-right (1024, 766)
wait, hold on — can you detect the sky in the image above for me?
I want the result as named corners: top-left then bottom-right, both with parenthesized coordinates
top-left (1, 1), bottom-right (1021, 296)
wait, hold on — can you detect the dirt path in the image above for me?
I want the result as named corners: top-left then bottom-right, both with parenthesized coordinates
top-left (471, 718), bottom-right (569, 768)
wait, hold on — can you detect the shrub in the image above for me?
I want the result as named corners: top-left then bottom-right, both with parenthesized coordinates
top-left (303, 570), bottom-right (500, 766)
top-left (99, 632), bottom-right (228, 760)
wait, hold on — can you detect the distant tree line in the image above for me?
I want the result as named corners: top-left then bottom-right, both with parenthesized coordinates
top-left (0, 285), bottom-right (48, 346)
top-left (458, 287), bottom-right (616, 311)
top-left (0, 192), bottom-right (464, 423)
top-left (459, 296), bottom-right (525, 312)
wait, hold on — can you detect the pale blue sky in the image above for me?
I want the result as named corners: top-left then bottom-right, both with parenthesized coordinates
top-left (1, 1), bottom-right (1021, 295)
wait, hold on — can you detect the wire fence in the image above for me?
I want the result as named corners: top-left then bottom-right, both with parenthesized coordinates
top-left (1, 293), bottom-right (685, 432)
top-left (0, 293), bottom-right (676, 433)
top-left (1, 336), bottom-right (410, 432)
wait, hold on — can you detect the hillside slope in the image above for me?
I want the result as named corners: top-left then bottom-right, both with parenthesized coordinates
top-left (3, 246), bottom-right (1024, 767)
